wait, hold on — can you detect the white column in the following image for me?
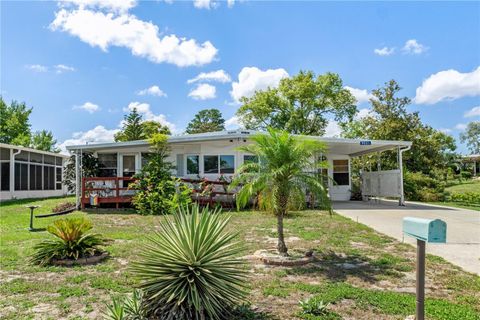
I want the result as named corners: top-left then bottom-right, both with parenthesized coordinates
top-left (75, 150), bottom-right (81, 209)
top-left (9, 148), bottom-right (14, 199)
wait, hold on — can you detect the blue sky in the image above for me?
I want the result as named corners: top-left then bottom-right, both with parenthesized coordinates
top-left (1, 1), bottom-right (479, 153)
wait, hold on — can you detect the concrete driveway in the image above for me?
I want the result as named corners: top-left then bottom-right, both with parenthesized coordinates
top-left (333, 200), bottom-right (480, 275)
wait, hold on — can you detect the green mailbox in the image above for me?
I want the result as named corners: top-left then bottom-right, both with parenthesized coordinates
top-left (403, 216), bottom-right (447, 320)
top-left (403, 217), bottom-right (447, 243)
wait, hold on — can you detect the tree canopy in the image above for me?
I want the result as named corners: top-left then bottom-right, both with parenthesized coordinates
top-left (460, 121), bottom-right (480, 155)
top-left (185, 108), bottom-right (225, 134)
top-left (341, 80), bottom-right (456, 174)
top-left (114, 108), bottom-right (171, 142)
top-left (236, 71), bottom-right (357, 136)
top-left (0, 97), bottom-right (59, 152)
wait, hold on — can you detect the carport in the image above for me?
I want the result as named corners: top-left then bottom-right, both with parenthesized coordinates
top-left (318, 137), bottom-right (412, 205)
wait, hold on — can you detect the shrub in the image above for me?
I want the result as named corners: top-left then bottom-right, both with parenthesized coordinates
top-left (30, 217), bottom-right (107, 266)
top-left (131, 205), bottom-right (247, 320)
top-left (131, 134), bottom-right (191, 215)
top-left (450, 192), bottom-right (480, 205)
top-left (404, 171), bottom-right (445, 201)
top-left (52, 201), bottom-right (76, 213)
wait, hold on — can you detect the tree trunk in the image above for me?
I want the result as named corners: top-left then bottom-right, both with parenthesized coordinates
top-left (276, 212), bottom-right (288, 256)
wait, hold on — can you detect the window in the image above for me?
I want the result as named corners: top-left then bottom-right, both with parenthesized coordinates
top-left (0, 162), bottom-right (9, 191)
top-left (243, 155), bottom-right (258, 164)
top-left (43, 166), bottom-right (55, 190)
top-left (220, 155), bottom-right (234, 174)
top-left (30, 153), bottom-right (43, 163)
top-left (0, 148), bottom-right (10, 160)
top-left (203, 156), bottom-right (218, 174)
top-left (333, 160), bottom-right (349, 186)
top-left (187, 155), bottom-right (199, 175)
top-left (29, 165), bottom-right (43, 190)
top-left (141, 153), bottom-right (152, 167)
top-left (44, 155), bottom-right (55, 165)
top-left (56, 167), bottom-right (62, 190)
top-left (15, 163), bottom-right (28, 190)
top-left (98, 153), bottom-right (117, 177)
top-left (55, 157), bottom-right (63, 166)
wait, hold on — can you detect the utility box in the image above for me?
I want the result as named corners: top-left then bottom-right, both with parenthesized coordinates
top-left (403, 217), bottom-right (447, 243)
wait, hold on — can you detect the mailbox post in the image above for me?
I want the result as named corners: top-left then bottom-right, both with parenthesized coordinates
top-left (403, 217), bottom-right (446, 320)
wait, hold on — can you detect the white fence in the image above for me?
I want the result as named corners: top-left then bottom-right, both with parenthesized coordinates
top-left (361, 169), bottom-right (402, 198)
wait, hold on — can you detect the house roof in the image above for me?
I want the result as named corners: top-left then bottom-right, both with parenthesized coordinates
top-left (0, 142), bottom-right (69, 158)
top-left (65, 129), bottom-right (412, 157)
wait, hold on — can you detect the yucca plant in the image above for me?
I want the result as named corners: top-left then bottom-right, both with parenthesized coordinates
top-left (131, 205), bottom-right (247, 320)
top-left (104, 290), bottom-right (146, 320)
top-left (30, 217), bottom-right (107, 266)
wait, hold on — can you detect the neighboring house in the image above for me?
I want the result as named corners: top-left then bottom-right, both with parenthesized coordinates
top-left (0, 143), bottom-right (68, 201)
top-left (66, 130), bottom-right (412, 208)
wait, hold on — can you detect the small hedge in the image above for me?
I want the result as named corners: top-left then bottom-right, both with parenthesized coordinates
top-left (447, 192), bottom-right (480, 206)
top-left (404, 171), bottom-right (446, 202)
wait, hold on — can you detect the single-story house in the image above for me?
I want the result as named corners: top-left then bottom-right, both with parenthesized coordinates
top-left (0, 143), bottom-right (69, 201)
top-left (66, 130), bottom-right (412, 208)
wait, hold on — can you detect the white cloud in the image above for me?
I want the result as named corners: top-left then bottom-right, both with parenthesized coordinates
top-left (225, 115), bottom-right (241, 129)
top-left (188, 83), bottom-right (216, 100)
top-left (465, 106), bottom-right (480, 118)
top-left (187, 69), bottom-right (231, 84)
top-left (54, 64), bottom-right (76, 73)
top-left (73, 101), bottom-right (100, 113)
top-left (59, 125), bottom-right (119, 153)
top-left (61, 0), bottom-right (137, 13)
top-left (455, 123), bottom-right (467, 131)
top-left (25, 64), bottom-right (48, 72)
top-left (193, 0), bottom-right (217, 9)
top-left (374, 47), bottom-right (395, 56)
top-left (230, 67), bottom-right (289, 102)
top-left (402, 39), bottom-right (428, 55)
top-left (344, 86), bottom-right (374, 104)
top-left (324, 120), bottom-right (342, 137)
top-left (137, 85), bottom-right (167, 97)
top-left (123, 101), bottom-right (177, 132)
top-left (50, 8), bottom-right (218, 67)
top-left (356, 108), bottom-right (372, 120)
top-left (439, 128), bottom-right (452, 134)
top-left (227, 0), bottom-right (235, 8)
top-left (414, 67), bottom-right (480, 104)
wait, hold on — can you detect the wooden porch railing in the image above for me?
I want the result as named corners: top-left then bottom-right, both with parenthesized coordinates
top-left (81, 177), bottom-right (137, 209)
top-left (80, 176), bottom-right (238, 210)
top-left (180, 178), bottom-right (237, 208)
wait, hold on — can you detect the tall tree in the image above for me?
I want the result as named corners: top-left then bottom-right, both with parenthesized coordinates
top-left (231, 129), bottom-right (330, 256)
top-left (115, 109), bottom-right (171, 142)
top-left (115, 108), bottom-right (144, 142)
top-left (0, 97), bottom-right (32, 146)
top-left (341, 80), bottom-right (457, 174)
top-left (31, 130), bottom-right (59, 152)
top-left (460, 121), bottom-right (480, 154)
top-left (185, 108), bottom-right (225, 134)
top-left (142, 120), bottom-right (171, 137)
top-left (236, 71), bottom-right (357, 136)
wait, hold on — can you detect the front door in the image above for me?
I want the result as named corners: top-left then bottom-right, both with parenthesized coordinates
top-left (330, 159), bottom-right (351, 201)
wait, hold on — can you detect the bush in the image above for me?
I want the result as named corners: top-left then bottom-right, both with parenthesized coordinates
top-left (404, 171), bottom-right (445, 202)
top-left (449, 192), bottom-right (480, 205)
top-left (30, 217), bottom-right (107, 266)
top-left (52, 201), bottom-right (76, 213)
top-left (131, 134), bottom-right (191, 215)
top-left (131, 205), bottom-right (247, 319)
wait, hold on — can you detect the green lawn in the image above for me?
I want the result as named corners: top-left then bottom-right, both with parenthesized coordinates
top-left (446, 179), bottom-right (480, 193)
top-left (1, 197), bottom-right (479, 319)
top-left (428, 179), bottom-right (480, 211)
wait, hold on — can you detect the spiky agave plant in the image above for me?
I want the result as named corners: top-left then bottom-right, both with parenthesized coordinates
top-left (131, 205), bottom-right (247, 320)
top-left (30, 217), bottom-right (107, 266)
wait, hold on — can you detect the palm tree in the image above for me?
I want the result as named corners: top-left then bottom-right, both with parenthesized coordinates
top-left (231, 128), bottom-right (330, 256)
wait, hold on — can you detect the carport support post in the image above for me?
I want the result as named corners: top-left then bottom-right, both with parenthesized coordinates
top-left (416, 239), bottom-right (426, 320)
top-left (398, 146), bottom-right (406, 206)
top-left (75, 150), bottom-right (81, 210)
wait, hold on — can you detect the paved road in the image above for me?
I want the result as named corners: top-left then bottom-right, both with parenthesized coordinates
top-left (333, 200), bottom-right (480, 275)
